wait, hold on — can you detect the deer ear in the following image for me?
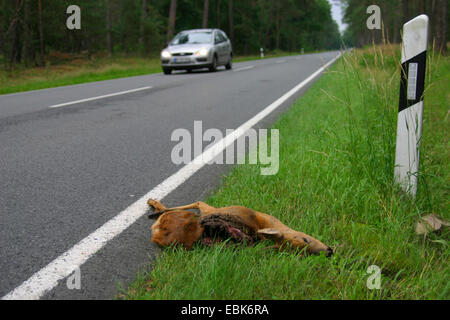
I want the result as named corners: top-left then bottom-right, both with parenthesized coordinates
top-left (258, 228), bottom-right (284, 241)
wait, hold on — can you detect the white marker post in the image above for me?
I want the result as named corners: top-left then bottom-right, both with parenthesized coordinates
top-left (395, 15), bottom-right (429, 196)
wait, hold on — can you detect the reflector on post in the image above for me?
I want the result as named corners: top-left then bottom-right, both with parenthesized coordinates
top-left (395, 15), bottom-right (429, 196)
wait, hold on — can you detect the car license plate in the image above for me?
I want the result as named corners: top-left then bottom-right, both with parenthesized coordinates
top-left (173, 57), bottom-right (190, 63)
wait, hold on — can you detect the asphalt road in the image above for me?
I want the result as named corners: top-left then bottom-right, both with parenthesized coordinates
top-left (0, 51), bottom-right (339, 299)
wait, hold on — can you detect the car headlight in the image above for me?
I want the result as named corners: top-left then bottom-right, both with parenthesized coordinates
top-left (195, 48), bottom-right (209, 56)
top-left (161, 50), bottom-right (171, 59)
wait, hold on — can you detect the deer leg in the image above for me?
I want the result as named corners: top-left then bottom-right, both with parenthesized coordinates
top-left (147, 199), bottom-right (217, 219)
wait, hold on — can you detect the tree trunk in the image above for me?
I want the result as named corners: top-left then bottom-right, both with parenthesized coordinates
top-left (38, 0), bottom-right (45, 66)
top-left (420, 0), bottom-right (426, 13)
top-left (392, 6), bottom-right (400, 44)
top-left (22, 0), bottom-right (31, 66)
top-left (275, 0), bottom-right (280, 49)
top-left (202, 0), bottom-right (209, 28)
top-left (228, 0), bottom-right (234, 44)
top-left (402, 0), bottom-right (409, 23)
top-left (167, 0), bottom-right (177, 42)
top-left (10, 0), bottom-right (22, 68)
top-left (441, 0), bottom-right (447, 53)
top-left (263, 0), bottom-right (274, 49)
top-left (216, 0), bottom-right (221, 29)
top-left (435, 0), bottom-right (447, 53)
top-left (106, 0), bottom-right (112, 56)
top-left (140, 0), bottom-right (148, 54)
top-left (1, 0), bottom-right (15, 70)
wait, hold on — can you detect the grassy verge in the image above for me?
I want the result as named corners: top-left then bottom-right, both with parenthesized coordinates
top-left (122, 45), bottom-right (449, 300)
top-left (0, 50), bottom-right (299, 95)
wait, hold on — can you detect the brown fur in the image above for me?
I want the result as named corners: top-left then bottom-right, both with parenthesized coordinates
top-left (148, 199), bottom-right (333, 256)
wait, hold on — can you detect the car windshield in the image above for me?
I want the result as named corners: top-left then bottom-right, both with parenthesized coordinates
top-left (170, 32), bottom-right (212, 45)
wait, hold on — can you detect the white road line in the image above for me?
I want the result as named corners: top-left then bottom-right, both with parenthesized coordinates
top-left (233, 65), bottom-right (255, 72)
top-left (47, 86), bottom-right (153, 108)
top-left (1, 53), bottom-right (341, 300)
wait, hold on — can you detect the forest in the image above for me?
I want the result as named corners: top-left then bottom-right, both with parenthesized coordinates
top-left (0, 0), bottom-right (448, 71)
top-left (342, 0), bottom-right (448, 51)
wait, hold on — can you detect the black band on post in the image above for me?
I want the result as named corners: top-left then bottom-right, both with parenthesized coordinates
top-left (398, 50), bottom-right (427, 113)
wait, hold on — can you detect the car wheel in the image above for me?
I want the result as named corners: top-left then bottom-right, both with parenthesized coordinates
top-left (163, 67), bottom-right (172, 75)
top-left (209, 55), bottom-right (218, 72)
top-left (225, 54), bottom-right (233, 70)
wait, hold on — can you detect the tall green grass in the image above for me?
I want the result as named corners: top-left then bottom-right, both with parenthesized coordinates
top-left (123, 45), bottom-right (449, 300)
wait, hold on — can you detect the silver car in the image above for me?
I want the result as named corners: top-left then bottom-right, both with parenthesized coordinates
top-left (160, 29), bottom-right (233, 75)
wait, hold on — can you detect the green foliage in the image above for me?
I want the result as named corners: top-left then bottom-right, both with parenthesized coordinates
top-left (342, 0), bottom-right (449, 49)
top-left (0, 0), bottom-right (342, 70)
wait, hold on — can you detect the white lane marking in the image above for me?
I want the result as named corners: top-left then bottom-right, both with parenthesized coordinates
top-left (48, 86), bottom-right (153, 108)
top-left (275, 60), bottom-right (286, 64)
top-left (233, 65), bottom-right (255, 72)
top-left (1, 53), bottom-right (341, 300)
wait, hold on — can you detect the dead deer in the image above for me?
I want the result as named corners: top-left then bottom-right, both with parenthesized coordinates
top-left (147, 199), bottom-right (333, 256)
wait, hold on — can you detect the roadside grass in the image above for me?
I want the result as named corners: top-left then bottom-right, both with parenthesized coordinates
top-left (122, 44), bottom-right (449, 300)
top-left (0, 54), bottom-right (162, 95)
top-left (0, 50), bottom-right (300, 95)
